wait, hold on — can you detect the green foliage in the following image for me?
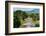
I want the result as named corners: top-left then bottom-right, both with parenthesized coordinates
top-left (22, 11), bottom-right (28, 20)
top-left (13, 10), bottom-right (28, 28)
top-left (13, 10), bottom-right (22, 28)
top-left (13, 10), bottom-right (39, 28)
top-left (35, 23), bottom-right (40, 27)
top-left (30, 13), bottom-right (39, 21)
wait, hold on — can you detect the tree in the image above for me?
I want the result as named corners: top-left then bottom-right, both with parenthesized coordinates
top-left (30, 13), bottom-right (39, 21)
top-left (13, 10), bottom-right (22, 28)
top-left (22, 11), bottom-right (28, 20)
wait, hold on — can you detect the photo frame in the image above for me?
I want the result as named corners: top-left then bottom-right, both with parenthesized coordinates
top-left (5, 1), bottom-right (45, 35)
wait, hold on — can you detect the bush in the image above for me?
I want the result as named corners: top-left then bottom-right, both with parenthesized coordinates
top-left (35, 24), bottom-right (39, 27)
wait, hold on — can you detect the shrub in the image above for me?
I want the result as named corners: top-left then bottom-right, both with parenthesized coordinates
top-left (35, 24), bottom-right (39, 27)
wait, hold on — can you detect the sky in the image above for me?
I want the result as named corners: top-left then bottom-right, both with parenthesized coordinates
top-left (13, 8), bottom-right (39, 13)
top-left (13, 8), bottom-right (34, 11)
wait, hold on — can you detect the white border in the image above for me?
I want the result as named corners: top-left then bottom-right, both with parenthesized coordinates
top-left (8, 3), bottom-right (43, 33)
